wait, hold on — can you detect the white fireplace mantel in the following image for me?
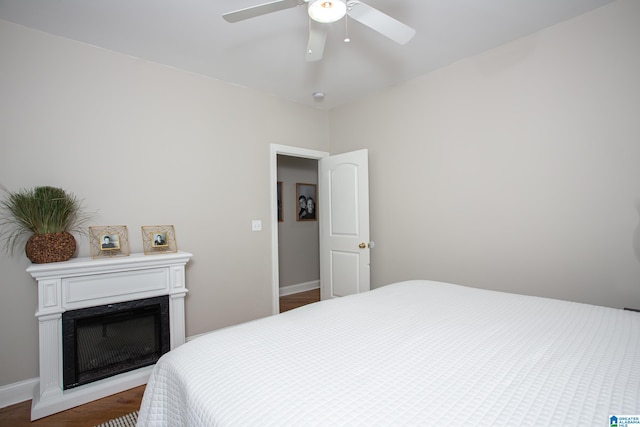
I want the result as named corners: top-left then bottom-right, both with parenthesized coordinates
top-left (27, 250), bottom-right (192, 420)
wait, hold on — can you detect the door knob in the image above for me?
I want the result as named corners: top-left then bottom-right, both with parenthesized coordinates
top-left (359, 242), bottom-right (366, 249)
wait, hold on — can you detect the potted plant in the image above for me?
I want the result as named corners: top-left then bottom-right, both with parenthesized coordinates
top-left (0, 185), bottom-right (91, 263)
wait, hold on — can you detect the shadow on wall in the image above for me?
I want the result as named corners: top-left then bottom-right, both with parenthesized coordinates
top-left (634, 200), bottom-right (640, 263)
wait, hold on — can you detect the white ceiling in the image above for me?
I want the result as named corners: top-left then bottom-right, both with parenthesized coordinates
top-left (0, 0), bottom-right (616, 110)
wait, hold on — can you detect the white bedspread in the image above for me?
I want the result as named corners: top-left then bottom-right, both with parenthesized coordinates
top-left (137, 280), bottom-right (640, 426)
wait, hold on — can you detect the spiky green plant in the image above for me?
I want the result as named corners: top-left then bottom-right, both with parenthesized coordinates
top-left (0, 185), bottom-right (91, 255)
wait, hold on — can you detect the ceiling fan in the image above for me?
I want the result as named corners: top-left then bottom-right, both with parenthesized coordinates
top-left (223, 0), bottom-right (416, 62)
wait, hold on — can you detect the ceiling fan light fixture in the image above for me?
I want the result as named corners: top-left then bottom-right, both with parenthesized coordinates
top-left (308, 0), bottom-right (347, 23)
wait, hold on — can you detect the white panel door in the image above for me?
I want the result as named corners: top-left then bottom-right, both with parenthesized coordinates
top-left (319, 149), bottom-right (370, 299)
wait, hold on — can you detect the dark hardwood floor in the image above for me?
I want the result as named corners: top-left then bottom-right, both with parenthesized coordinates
top-left (279, 287), bottom-right (321, 313)
top-left (0, 385), bottom-right (145, 427)
top-left (0, 289), bottom-right (320, 426)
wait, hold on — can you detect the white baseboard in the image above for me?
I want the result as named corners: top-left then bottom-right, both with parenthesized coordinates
top-left (0, 377), bottom-right (38, 409)
top-left (279, 280), bottom-right (320, 297)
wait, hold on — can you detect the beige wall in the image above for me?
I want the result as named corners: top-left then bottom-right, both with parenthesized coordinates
top-left (0, 20), bottom-right (329, 387)
top-left (277, 156), bottom-right (320, 289)
top-left (330, 0), bottom-right (640, 307)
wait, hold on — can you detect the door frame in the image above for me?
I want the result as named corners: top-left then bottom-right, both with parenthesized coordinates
top-left (270, 144), bottom-right (329, 315)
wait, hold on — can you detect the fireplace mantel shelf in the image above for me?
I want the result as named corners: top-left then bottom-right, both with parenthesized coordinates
top-left (27, 250), bottom-right (192, 420)
top-left (27, 250), bottom-right (193, 279)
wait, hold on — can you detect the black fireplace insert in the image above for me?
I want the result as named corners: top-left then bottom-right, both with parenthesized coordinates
top-left (62, 295), bottom-right (170, 390)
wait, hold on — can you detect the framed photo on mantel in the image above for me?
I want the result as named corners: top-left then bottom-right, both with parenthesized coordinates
top-left (142, 225), bottom-right (177, 255)
top-left (89, 225), bottom-right (130, 259)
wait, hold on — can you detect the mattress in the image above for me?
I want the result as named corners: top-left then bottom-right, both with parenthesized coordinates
top-left (137, 280), bottom-right (640, 426)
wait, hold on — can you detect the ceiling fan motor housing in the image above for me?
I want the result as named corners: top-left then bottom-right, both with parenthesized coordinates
top-left (308, 0), bottom-right (347, 23)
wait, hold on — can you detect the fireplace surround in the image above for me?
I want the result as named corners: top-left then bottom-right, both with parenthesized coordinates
top-left (27, 251), bottom-right (192, 420)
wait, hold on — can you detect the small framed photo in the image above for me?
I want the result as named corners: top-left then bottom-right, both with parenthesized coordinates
top-left (296, 183), bottom-right (317, 221)
top-left (277, 181), bottom-right (283, 222)
top-left (142, 225), bottom-right (177, 255)
top-left (152, 232), bottom-right (168, 247)
top-left (89, 225), bottom-right (130, 259)
top-left (100, 233), bottom-right (120, 250)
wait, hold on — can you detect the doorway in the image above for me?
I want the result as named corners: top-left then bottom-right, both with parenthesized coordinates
top-left (277, 155), bottom-right (321, 303)
top-left (270, 144), bottom-right (329, 315)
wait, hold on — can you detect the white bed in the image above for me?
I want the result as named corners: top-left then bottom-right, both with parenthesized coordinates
top-left (137, 280), bottom-right (640, 426)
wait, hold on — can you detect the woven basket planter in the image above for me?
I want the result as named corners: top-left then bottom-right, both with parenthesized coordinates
top-left (25, 231), bottom-right (76, 264)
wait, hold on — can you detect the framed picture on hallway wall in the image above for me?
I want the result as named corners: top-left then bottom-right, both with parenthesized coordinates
top-left (277, 181), bottom-right (283, 222)
top-left (296, 183), bottom-right (317, 221)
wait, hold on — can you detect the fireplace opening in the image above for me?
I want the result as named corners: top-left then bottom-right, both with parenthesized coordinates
top-left (62, 295), bottom-right (170, 390)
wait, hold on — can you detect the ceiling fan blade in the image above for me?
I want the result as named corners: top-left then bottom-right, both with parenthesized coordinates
top-left (306, 21), bottom-right (328, 62)
top-left (347, 1), bottom-right (416, 45)
top-left (223, 0), bottom-right (301, 23)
